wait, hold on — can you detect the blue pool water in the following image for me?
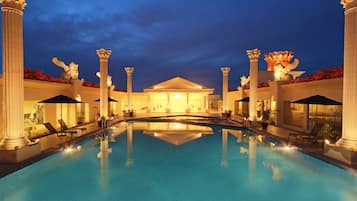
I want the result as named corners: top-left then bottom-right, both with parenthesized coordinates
top-left (0, 122), bottom-right (356, 201)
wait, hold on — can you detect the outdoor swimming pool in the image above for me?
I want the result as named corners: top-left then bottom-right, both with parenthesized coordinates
top-left (0, 121), bottom-right (356, 201)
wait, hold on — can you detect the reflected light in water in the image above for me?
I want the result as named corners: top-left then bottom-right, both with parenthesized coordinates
top-left (64, 145), bottom-right (82, 155)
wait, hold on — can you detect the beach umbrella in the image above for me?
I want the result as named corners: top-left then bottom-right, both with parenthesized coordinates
top-left (39, 94), bottom-right (82, 133)
top-left (292, 95), bottom-right (342, 105)
top-left (95, 97), bottom-right (118, 102)
top-left (237, 97), bottom-right (249, 102)
top-left (95, 97), bottom-right (118, 116)
top-left (292, 95), bottom-right (342, 129)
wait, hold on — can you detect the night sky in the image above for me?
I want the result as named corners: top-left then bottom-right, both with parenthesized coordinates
top-left (0, 0), bottom-right (345, 93)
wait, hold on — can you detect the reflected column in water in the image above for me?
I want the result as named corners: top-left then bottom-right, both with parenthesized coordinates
top-left (236, 130), bottom-right (243, 143)
top-left (126, 122), bottom-right (134, 167)
top-left (109, 129), bottom-right (116, 142)
top-left (97, 135), bottom-right (112, 188)
top-left (248, 136), bottom-right (256, 184)
top-left (221, 129), bottom-right (228, 168)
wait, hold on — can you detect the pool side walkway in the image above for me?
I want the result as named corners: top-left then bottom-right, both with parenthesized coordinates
top-left (0, 120), bottom-right (110, 178)
top-left (0, 113), bottom-right (355, 178)
top-left (230, 115), bottom-right (357, 171)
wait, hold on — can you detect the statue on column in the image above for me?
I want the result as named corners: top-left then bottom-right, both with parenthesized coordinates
top-left (273, 58), bottom-right (300, 81)
top-left (52, 57), bottom-right (79, 80)
top-left (240, 75), bottom-right (250, 88)
top-left (96, 72), bottom-right (114, 89)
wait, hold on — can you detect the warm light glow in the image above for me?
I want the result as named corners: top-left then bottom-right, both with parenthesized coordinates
top-left (76, 145), bottom-right (82, 151)
top-left (274, 70), bottom-right (282, 80)
top-left (284, 146), bottom-right (291, 151)
top-left (174, 93), bottom-right (181, 99)
top-left (154, 86), bottom-right (159, 89)
top-left (75, 94), bottom-right (81, 102)
top-left (325, 139), bottom-right (330, 145)
top-left (174, 122), bottom-right (183, 129)
top-left (197, 85), bottom-right (202, 89)
top-left (270, 142), bottom-right (275, 148)
top-left (281, 145), bottom-right (296, 152)
top-left (257, 135), bottom-right (263, 143)
top-left (64, 146), bottom-right (74, 154)
top-left (110, 126), bottom-right (118, 130)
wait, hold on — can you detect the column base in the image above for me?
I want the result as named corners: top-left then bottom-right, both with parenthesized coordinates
top-left (336, 138), bottom-right (357, 149)
top-left (0, 142), bottom-right (41, 163)
top-left (0, 137), bottom-right (30, 150)
top-left (324, 143), bottom-right (357, 168)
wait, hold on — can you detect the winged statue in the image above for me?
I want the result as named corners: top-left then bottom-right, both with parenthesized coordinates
top-left (240, 75), bottom-right (250, 87)
top-left (52, 57), bottom-right (79, 80)
top-left (96, 72), bottom-right (114, 89)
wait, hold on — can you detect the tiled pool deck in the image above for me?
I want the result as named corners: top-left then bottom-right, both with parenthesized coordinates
top-left (0, 113), bottom-right (355, 178)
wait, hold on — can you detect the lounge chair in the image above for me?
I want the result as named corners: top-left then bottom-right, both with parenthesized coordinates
top-left (43, 122), bottom-right (77, 136)
top-left (58, 119), bottom-right (87, 133)
top-left (287, 123), bottom-right (324, 145)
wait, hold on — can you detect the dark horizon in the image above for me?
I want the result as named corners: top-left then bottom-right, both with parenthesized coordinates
top-left (0, 0), bottom-right (345, 94)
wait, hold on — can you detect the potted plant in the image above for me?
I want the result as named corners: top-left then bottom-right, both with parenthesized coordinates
top-left (221, 110), bottom-right (232, 118)
top-left (321, 123), bottom-right (342, 144)
top-left (261, 110), bottom-right (270, 130)
top-left (129, 109), bottom-right (134, 117)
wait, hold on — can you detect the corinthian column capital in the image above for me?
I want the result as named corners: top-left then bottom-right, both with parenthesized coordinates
top-left (96, 48), bottom-right (112, 61)
top-left (221, 67), bottom-right (230, 76)
top-left (341, 0), bottom-right (357, 10)
top-left (246, 48), bottom-right (261, 61)
top-left (125, 67), bottom-right (134, 74)
top-left (1, 0), bottom-right (26, 11)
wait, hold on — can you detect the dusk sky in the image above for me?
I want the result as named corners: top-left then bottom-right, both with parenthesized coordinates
top-left (0, 0), bottom-right (345, 93)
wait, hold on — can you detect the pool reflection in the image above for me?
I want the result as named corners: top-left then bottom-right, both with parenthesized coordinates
top-left (126, 122), bottom-right (133, 167)
top-left (221, 129), bottom-right (228, 168)
top-left (97, 135), bottom-right (112, 188)
top-left (248, 136), bottom-right (256, 183)
top-left (140, 122), bottom-right (213, 145)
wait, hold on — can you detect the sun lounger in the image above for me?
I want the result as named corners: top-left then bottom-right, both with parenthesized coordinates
top-left (58, 119), bottom-right (87, 133)
top-left (43, 122), bottom-right (77, 136)
top-left (288, 123), bottom-right (324, 145)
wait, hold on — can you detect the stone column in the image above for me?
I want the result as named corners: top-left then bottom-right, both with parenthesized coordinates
top-left (337, 0), bottom-right (357, 149)
top-left (269, 80), bottom-right (286, 127)
top-left (186, 93), bottom-right (190, 112)
top-left (96, 48), bottom-right (112, 118)
top-left (166, 93), bottom-right (170, 112)
top-left (204, 95), bottom-right (208, 112)
top-left (147, 94), bottom-right (151, 113)
top-left (221, 67), bottom-right (231, 112)
top-left (0, 0), bottom-right (28, 149)
top-left (125, 67), bottom-right (134, 110)
top-left (247, 48), bottom-right (261, 121)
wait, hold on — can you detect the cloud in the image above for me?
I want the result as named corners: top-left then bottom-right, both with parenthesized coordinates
top-left (0, 0), bottom-right (345, 93)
